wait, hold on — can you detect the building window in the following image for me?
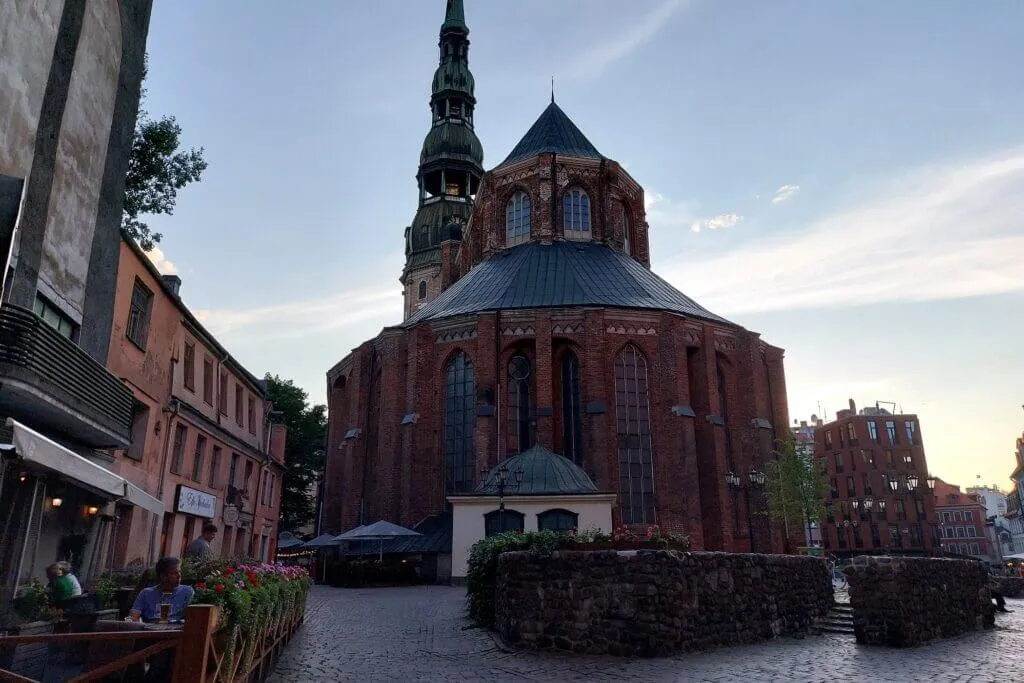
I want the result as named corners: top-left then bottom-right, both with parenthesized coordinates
top-left (229, 453), bottom-right (240, 489)
top-left (862, 472), bottom-right (873, 496)
top-left (203, 358), bottom-right (214, 405)
top-left (825, 431), bottom-right (833, 448)
top-left (833, 452), bottom-right (843, 473)
top-left (621, 202), bottom-right (631, 255)
top-left (484, 509), bottom-right (525, 537)
top-left (538, 509), bottom-right (579, 532)
top-left (248, 397), bottom-right (256, 435)
top-left (210, 446), bottom-right (222, 487)
top-left (867, 420), bottom-right (879, 443)
top-left (885, 420), bottom-right (898, 445)
top-left (125, 279), bottom-right (154, 349)
top-left (243, 460), bottom-right (254, 496)
top-left (191, 435), bottom-right (206, 482)
top-left (615, 344), bottom-right (655, 525)
top-left (219, 371), bottom-right (228, 415)
top-left (33, 294), bottom-right (77, 339)
top-left (444, 352), bottom-right (475, 494)
top-left (562, 188), bottom-right (591, 239)
top-left (170, 424), bottom-right (187, 474)
top-left (418, 280), bottom-right (427, 300)
top-left (183, 342), bottom-right (195, 391)
top-left (505, 191), bottom-right (531, 246)
top-left (507, 354), bottom-right (534, 455)
top-left (560, 351), bottom-right (583, 466)
top-left (260, 471), bottom-right (269, 506)
top-left (904, 420), bottom-right (917, 445)
top-left (235, 384), bottom-right (243, 425)
top-left (846, 423), bottom-right (856, 441)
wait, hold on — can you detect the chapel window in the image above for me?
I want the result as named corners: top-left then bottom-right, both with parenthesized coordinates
top-left (507, 354), bottom-right (534, 455)
top-left (563, 188), bottom-right (591, 240)
top-left (538, 509), bottom-right (579, 533)
top-left (418, 281), bottom-right (427, 300)
top-left (444, 352), bottom-right (475, 493)
top-left (615, 344), bottom-right (655, 525)
top-left (621, 202), bottom-right (631, 255)
top-left (484, 509), bottom-right (525, 537)
top-left (506, 191), bottom-right (531, 246)
top-left (560, 351), bottom-right (583, 466)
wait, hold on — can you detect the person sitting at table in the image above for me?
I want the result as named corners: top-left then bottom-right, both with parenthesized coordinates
top-left (128, 556), bottom-right (194, 623)
top-left (45, 563), bottom-right (75, 604)
top-left (56, 560), bottom-right (83, 597)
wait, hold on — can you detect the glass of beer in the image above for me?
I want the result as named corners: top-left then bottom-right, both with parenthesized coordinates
top-left (159, 600), bottom-right (171, 624)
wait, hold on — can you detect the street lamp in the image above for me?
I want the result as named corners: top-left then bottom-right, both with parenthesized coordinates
top-left (877, 499), bottom-right (886, 512)
top-left (725, 471), bottom-right (741, 488)
top-left (748, 470), bottom-right (766, 486)
top-left (864, 496), bottom-right (874, 511)
top-left (926, 475), bottom-right (936, 491)
top-left (907, 473), bottom-right (919, 490)
top-left (888, 476), bottom-right (900, 493)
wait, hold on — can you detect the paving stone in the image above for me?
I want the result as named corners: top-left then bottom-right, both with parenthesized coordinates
top-left (268, 585), bottom-right (1024, 682)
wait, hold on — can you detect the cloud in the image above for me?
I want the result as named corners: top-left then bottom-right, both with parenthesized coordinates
top-left (645, 190), bottom-right (699, 232)
top-left (658, 146), bottom-right (1024, 314)
top-left (771, 184), bottom-right (800, 204)
top-left (690, 213), bottom-right (743, 233)
top-left (566, 0), bottom-right (689, 80)
top-left (145, 247), bottom-right (177, 275)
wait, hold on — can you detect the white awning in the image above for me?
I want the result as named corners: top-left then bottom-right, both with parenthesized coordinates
top-left (7, 418), bottom-right (124, 497)
top-left (124, 481), bottom-right (164, 516)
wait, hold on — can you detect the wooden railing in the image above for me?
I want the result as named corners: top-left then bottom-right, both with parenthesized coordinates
top-left (0, 599), bottom-right (305, 683)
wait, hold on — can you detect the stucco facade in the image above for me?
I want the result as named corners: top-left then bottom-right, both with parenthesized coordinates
top-left (106, 237), bottom-right (287, 567)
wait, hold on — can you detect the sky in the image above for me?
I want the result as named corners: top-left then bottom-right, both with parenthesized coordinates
top-left (141, 0), bottom-right (1024, 491)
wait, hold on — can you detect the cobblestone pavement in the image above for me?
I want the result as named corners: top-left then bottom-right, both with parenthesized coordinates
top-left (269, 585), bottom-right (1024, 682)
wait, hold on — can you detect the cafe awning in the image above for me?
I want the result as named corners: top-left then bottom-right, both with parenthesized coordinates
top-left (124, 481), bottom-right (165, 515)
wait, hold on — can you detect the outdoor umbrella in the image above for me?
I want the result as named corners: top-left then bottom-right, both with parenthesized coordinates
top-left (303, 532), bottom-right (343, 583)
top-left (276, 531), bottom-right (303, 549)
top-left (334, 520), bottom-right (421, 561)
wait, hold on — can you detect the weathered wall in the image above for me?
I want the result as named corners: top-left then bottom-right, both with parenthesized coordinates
top-left (495, 550), bottom-right (831, 656)
top-left (847, 555), bottom-right (994, 647)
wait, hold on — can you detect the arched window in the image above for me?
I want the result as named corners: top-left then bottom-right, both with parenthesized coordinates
top-left (506, 191), bottom-right (531, 246)
top-left (716, 355), bottom-right (735, 472)
top-left (444, 352), bottom-right (475, 493)
top-left (484, 509), bottom-right (525, 537)
top-left (418, 281), bottom-right (427, 300)
top-left (563, 188), bottom-right (591, 240)
top-left (614, 344), bottom-right (655, 525)
top-left (561, 351), bottom-right (583, 466)
top-left (538, 509), bottom-right (579, 533)
top-left (507, 354), bottom-right (533, 455)
top-left (621, 202), bottom-right (631, 255)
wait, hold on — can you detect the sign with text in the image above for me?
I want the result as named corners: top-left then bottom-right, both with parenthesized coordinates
top-left (176, 485), bottom-right (217, 518)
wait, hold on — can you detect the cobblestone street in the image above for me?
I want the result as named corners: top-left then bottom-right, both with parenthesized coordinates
top-left (268, 585), bottom-right (1023, 682)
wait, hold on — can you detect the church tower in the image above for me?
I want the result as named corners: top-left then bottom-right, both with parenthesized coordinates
top-left (401, 0), bottom-right (484, 319)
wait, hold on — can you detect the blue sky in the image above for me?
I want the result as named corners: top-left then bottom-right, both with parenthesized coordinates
top-left (141, 0), bottom-right (1024, 490)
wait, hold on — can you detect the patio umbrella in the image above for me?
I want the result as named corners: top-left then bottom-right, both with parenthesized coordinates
top-left (334, 520), bottom-right (421, 561)
top-left (303, 532), bottom-right (343, 582)
top-left (277, 531), bottom-right (303, 549)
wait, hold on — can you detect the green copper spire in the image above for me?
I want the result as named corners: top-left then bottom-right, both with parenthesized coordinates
top-left (442, 0), bottom-right (467, 33)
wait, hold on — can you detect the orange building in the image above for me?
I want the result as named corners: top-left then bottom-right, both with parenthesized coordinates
top-left (932, 478), bottom-right (993, 560)
top-left (105, 235), bottom-right (286, 566)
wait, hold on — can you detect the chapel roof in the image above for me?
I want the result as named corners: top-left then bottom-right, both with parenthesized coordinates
top-left (403, 240), bottom-right (732, 326)
top-left (497, 102), bottom-right (603, 168)
top-left (475, 444), bottom-right (598, 496)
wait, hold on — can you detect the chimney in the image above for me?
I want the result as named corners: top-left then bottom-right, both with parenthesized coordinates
top-left (162, 274), bottom-right (181, 296)
top-left (849, 398), bottom-right (857, 414)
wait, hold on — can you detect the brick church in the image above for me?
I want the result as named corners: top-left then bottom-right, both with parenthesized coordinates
top-left (323, 0), bottom-right (792, 558)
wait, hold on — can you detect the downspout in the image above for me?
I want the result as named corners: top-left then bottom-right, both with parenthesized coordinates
top-left (495, 309), bottom-right (501, 467)
top-left (151, 353), bottom-right (180, 563)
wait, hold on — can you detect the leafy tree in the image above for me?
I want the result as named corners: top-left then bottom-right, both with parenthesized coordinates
top-left (763, 431), bottom-right (829, 551)
top-left (264, 375), bottom-right (327, 532)
top-left (122, 54), bottom-right (207, 250)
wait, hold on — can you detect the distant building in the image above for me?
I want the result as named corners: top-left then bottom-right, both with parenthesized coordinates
top-left (967, 485), bottom-right (1018, 556)
top-left (933, 479), bottom-right (993, 561)
top-left (817, 399), bottom-right (937, 556)
top-left (792, 417), bottom-right (822, 547)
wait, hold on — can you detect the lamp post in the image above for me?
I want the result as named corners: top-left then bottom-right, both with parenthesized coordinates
top-left (494, 462), bottom-right (523, 531)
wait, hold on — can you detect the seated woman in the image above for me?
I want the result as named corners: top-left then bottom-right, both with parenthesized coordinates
top-left (46, 563), bottom-right (75, 604)
top-left (56, 560), bottom-right (83, 596)
top-left (128, 556), bottom-right (194, 623)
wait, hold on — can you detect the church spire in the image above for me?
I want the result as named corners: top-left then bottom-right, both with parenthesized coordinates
top-left (401, 1), bottom-right (484, 320)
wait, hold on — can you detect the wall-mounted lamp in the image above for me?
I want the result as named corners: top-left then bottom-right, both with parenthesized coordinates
top-left (18, 472), bottom-right (27, 482)
top-left (86, 506), bottom-right (99, 516)
top-left (51, 497), bottom-right (63, 508)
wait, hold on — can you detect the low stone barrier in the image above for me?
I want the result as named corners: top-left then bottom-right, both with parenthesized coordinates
top-left (494, 550), bottom-right (832, 657)
top-left (846, 556), bottom-right (994, 647)
top-left (996, 576), bottom-right (1024, 598)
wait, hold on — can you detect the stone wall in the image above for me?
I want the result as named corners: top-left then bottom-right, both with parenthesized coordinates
top-left (494, 550), bottom-right (831, 657)
top-left (846, 556), bottom-right (994, 647)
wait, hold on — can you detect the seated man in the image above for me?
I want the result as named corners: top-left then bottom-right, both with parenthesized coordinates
top-left (128, 556), bottom-right (194, 622)
top-left (46, 563), bottom-right (75, 604)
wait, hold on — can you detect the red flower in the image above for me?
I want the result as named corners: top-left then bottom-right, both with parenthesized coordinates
top-left (214, 584), bottom-right (225, 593)
top-left (196, 582), bottom-right (207, 590)
top-left (224, 567), bottom-right (235, 575)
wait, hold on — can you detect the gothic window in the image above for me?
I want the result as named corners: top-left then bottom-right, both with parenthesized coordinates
top-left (418, 281), bottom-right (427, 300)
top-left (561, 351), bottom-right (583, 466)
top-left (615, 344), bottom-right (655, 525)
top-left (621, 202), bottom-right (631, 255)
top-left (507, 354), bottom-right (533, 454)
top-left (537, 509), bottom-right (579, 532)
top-left (506, 191), bottom-right (531, 246)
top-left (563, 188), bottom-right (591, 240)
top-left (444, 352), bottom-right (475, 493)
top-left (716, 356), bottom-right (735, 472)
top-left (484, 509), bottom-right (525, 536)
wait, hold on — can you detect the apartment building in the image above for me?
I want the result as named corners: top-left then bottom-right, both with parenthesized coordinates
top-left (933, 479), bottom-right (992, 560)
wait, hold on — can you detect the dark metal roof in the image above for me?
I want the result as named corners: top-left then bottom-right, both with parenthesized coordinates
top-left (344, 512), bottom-right (453, 556)
top-left (497, 102), bottom-right (603, 168)
top-left (403, 241), bottom-right (732, 326)
top-left (475, 444), bottom-right (598, 496)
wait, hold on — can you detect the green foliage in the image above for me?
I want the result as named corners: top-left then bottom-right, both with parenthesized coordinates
top-left (764, 432), bottom-right (829, 543)
top-left (264, 375), bottom-right (327, 531)
top-left (12, 581), bottom-right (52, 622)
top-left (122, 54), bottom-right (207, 251)
top-left (573, 526), bottom-right (612, 544)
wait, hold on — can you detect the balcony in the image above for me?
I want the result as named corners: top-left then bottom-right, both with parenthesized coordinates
top-left (0, 304), bottom-right (132, 448)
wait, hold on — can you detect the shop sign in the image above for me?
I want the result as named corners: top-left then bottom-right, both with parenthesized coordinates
top-left (176, 485), bottom-right (217, 518)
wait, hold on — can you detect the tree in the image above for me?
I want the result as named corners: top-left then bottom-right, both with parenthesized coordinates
top-left (122, 54), bottom-right (207, 251)
top-left (763, 432), bottom-right (829, 552)
top-left (264, 375), bottom-right (327, 532)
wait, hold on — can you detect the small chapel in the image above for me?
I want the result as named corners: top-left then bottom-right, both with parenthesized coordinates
top-left (324, 0), bottom-right (794, 577)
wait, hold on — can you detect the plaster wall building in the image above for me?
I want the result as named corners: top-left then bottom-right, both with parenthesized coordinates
top-left (0, 0), bottom-right (154, 598)
top-left (106, 237), bottom-right (287, 566)
top-left (933, 478), bottom-right (993, 561)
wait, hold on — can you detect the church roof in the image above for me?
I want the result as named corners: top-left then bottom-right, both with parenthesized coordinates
top-left (497, 102), bottom-right (603, 168)
top-left (475, 445), bottom-right (598, 496)
top-left (403, 241), bottom-right (732, 326)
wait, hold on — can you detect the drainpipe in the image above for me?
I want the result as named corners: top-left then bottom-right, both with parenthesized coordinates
top-left (151, 396), bottom-right (179, 563)
top-left (495, 310), bottom-right (502, 467)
